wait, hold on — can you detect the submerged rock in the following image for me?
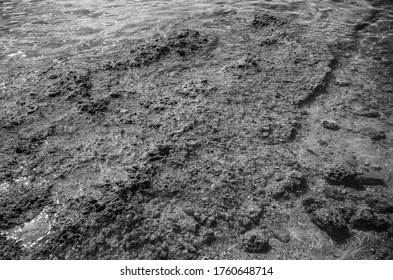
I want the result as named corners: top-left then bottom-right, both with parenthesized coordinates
top-left (273, 229), bottom-right (291, 243)
top-left (0, 180), bottom-right (52, 230)
top-left (335, 78), bottom-right (351, 86)
top-left (252, 14), bottom-right (287, 28)
top-left (242, 229), bottom-right (270, 253)
top-left (303, 198), bottom-right (350, 240)
top-left (323, 163), bottom-right (357, 185)
top-left (310, 207), bottom-right (349, 238)
top-left (350, 208), bottom-right (390, 231)
top-left (321, 119), bottom-right (339, 130)
top-left (369, 130), bottom-right (386, 141)
top-left (44, 68), bottom-right (92, 99)
top-left (201, 229), bottom-right (216, 245)
top-left (105, 28), bottom-right (211, 70)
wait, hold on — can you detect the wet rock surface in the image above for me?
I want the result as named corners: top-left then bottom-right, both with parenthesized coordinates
top-left (1, 6), bottom-right (393, 260)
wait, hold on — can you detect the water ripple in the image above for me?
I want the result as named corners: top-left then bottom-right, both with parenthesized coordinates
top-left (0, 0), bottom-right (391, 64)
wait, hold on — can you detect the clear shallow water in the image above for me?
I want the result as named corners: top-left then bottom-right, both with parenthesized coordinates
top-left (0, 0), bottom-right (392, 64)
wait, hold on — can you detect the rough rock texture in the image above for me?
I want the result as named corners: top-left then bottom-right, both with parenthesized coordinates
top-left (242, 229), bottom-right (270, 253)
top-left (322, 164), bottom-right (357, 186)
top-left (303, 198), bottom-right (350, 240)
top-left (266, 171), bottom-right (307, 199)
top-left (104, 28), bottom-right (211, 70)
top-left (321, 119), bottom-right (339, 130)
top-left (1, 5), bottom-right (393, 260)
top-left (0, 180), bottom-right (52, 230)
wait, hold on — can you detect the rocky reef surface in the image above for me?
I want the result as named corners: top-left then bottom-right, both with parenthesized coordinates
top-left (1, 5), bottom-right (392, 259)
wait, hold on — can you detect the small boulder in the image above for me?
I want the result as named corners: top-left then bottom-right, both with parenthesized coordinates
top-left (369, 130), bottom-right (386, 141)
top-left (335, 78), bottom-right (351, 86)
top-left (201, 230), bottom-right (216, 245)
top-left (252, 14), bottom-right (287, 28)
top-left (350, 208), bottom-right (390, 231)
top-left (321, 119), bottom-right (339, 130)
top-left (310, 207), bottom-right (349, 238)
top-left (323, 163), bottom-right (356, 185)
top-left (273, 230), bottom-right (291, 243)
top-left (242, 229), bottom-right (270, 253)
top-left (362, 110), bottom-right (381, 118)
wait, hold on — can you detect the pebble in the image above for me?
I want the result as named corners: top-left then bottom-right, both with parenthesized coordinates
top-left (369, 130), bottom-right (386, 141)
top-left (273, 230), bottom-right (291, 243)
top-left (321, 119), bottom-right (339, 130)
top-left (335, 78), bottom-right (351, 86)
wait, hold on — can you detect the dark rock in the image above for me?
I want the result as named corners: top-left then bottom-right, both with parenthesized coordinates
top-left (259, 37), bottom-right (278, 45)
top-left (369, 130), bottom-right (386, 141)
top-left (78, 98), bottom-right (109, 114)
top-left (145, 144), bottom-right (171, 161)
top-left (152, 210), bottom-right (161, 219)
top-left (335, 78), bottom-right (351, 86)
top-left (309, 207), bottom-right (350, 239)
top-left (110, 28), bottom-right (210, 69)
top-left (361, 110), bottom-right (381, 118)
top-left (323, 163), bottom-right (357, 185)
top-left (242, 229), bottom-right (270, 253)
top-left (166, 28), bottom-right (209, 57)
top-left (353, 109), bottom-right (381, 118)
top-left (321, 119), bottom-right (339, 130)
top-left (0, 181), bottom-right (52, 230)
top-left (182, 207), bottom-right (195, 217)
top-left (351, 209), bottom-right (390, 231)
top-left (201, 229), bottom-right (216, 245)
top-left (252, 14), bottom-right (287, 28)
top-left (303, 198), bottom-right (351, 240)
top-left (205, 216), bottom-right (217, 228)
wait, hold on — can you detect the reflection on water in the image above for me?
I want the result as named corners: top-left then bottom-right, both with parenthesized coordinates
top-left (0, 0), bottom-right (392, 64)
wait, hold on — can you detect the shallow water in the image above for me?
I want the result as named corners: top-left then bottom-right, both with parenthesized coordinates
top-left (1, 0), bottom-right (392, 66)
top-left (1, 0), bottom-right (393, 261)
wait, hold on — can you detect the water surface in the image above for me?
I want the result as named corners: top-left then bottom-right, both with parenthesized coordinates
top-left (0, 0), bottom-right (392, 66)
